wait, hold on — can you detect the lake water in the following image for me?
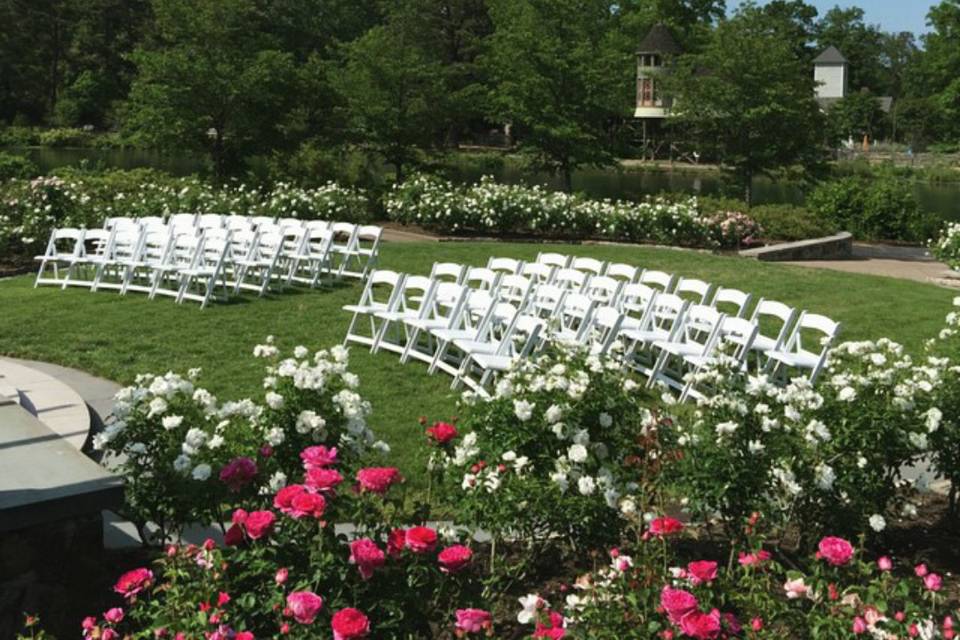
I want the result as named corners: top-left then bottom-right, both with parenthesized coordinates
top-left (10, 146), bottom-right (960, 220)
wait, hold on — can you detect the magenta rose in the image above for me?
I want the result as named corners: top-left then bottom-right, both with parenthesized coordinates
top-left (426, 421), bottom-right (458, 444)
top-left (349, 538), bottom-right (386, 580)
top-left (817, 536), bottom-right (855, 566)
top-left (287, 591), bottom-right (323, 624)
top-left (244, 510), bottom-right (276, 540)
top-left (103, 608), bottom-right (124, 624)
top-left (113, 568), bottom-right (153, 599)
top-left (405, 526), bottom-right (438, 554)
top-left (305, 468), bottom-right (344, 494)
top-left (274, 485), bottom-right (326, 519)
top-left (438, 545), bottom-right (473, 574)
top-left (387, 528), bottom-right (406, 557)
top-left (648, 516), bottom-right (684, 537)
top-left (924, 573), bottom-right (943, 591)
top-left (332, 607), bottom-right (370, 640)
top-left (533, 610), bottom-right (565, 639)
top-left (455, 609), bottom-right (491, 634)
top-left (356, 467), bottom-right (402, 494)
top-left (680, 609), bottom-right (722, 640)
top-left (219, 457), bottom-right (258, 492)
top-left (660, 586), bottom-right (698, 625)
top-left (687, 560), bottom-right (718, 585)
top-left (301, 445), bottom-right (338, 470)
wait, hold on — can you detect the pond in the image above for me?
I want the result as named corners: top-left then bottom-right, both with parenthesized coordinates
top-left (10, 146), bottom-right (960, 220)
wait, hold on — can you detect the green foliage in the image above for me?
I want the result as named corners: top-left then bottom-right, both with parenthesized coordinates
top-left (749, 203), bottom-right (836, 241)
top-left (0, 152), bottom-right (38, 181)
top-left (807, 174), bottom-right (938, 241)
top-left (666, 3), bottom-right (828, 205)
top-left (828, 91), bottom-right (888, 142)
top-left (814, 6), bottom-right (886, 92)
top-left (36, 127), bottom-right (94, 148)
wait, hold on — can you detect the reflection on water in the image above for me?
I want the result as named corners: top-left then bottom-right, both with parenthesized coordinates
top-left (9, 146), bottom-right (959, 221)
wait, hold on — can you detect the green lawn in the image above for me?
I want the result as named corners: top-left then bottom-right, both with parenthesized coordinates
top-left (0, 241), bottom-right (953, 488)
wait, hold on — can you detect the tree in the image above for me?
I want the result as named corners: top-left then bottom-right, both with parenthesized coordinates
top-left (814, 6), bottom-right (885, 92)
top-left (909, 1), bottom-right (960, 144)
top-left (332, 19), bottom-right (447, 182)
top-left (827, 90), bottom-right (887, 143)
top-left (484, 0), bottom-right (634, 191)
top-left (123, 0), bottom-right (298, 180)
top-left (665, 3), bottom-right (827, 205)
top-left (760, 0), bottom-right (819, 61)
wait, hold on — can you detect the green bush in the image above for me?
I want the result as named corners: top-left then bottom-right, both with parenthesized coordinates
top-left (748, 204), bottom-right (836, 241)
top-left (807, 175), bottom-right (937, 242)
top-left (0, 152), bottom-right (38, 181)
top-left (36, 127), bottom-right (93, 148)
top-left (0, 125), bottom-right (40, 146)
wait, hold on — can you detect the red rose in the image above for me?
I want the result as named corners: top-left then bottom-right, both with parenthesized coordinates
top-left (224, 523), bottom-right (244, 546)
top-left (349, 538), bottom-right (386, 580)
top-left (301, 446), bottom-right (338, 470)
top-left (274, 485), bottom-right (326, 519)
top-left (332, 607), bottom-right (370, 640)
top-left (405, 526), bottom-right (438, 554)
top-left (687, 560), bottom-right (718, 585)
top-left (387, 528), bottom-right (406, 557)
top-left (244, 510), bottom-right (276, 540)
top-left (219, 457), bottom-right (258, 492)
top-left (305, 468), bottom-right (344, 494)
top-left (426, 421), bottom-right (458, 444)
top-left (113, 568), bottom-right (154, 599)
top-left (817, 536), bottom-right (854, 567)
top-left (356, 467), bottom-right (402, 494)
top-left (533, 610), bottom-right (565, 639)
top-left (679, 609), bottom-right (722, 640)
top-left (660, 586), bottom-right (698, 625)
top-left (438, 545), bottom-right (473, 573)
top-left (648, 517), bottom-right (684, 537)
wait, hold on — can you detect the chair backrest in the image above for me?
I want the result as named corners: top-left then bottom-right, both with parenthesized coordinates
top-left (331, 222), bottom-right (357, 242)
top-left (250, 215), bottom-right (277, 229)
top-left (556, 293), bottom-right (597, 342)
top-left (501, 314), bottom-right (545, 358)
top-left (201, 228), bottom-right (231, 245)
top-left (304, 220), bottom-right (331, 233)
top-left (137, 229), bottom-right (170, 265)
top-left (570, 257), bottom-right (605, 276)
top-left (357, 270), bottom-right (405, 311)
top-left (585, 305), bottom-right (626, 355)
top-left (427, 282), bottom-right (468, 318)
top-left (430, 262), bottom-right (466, 283)
top-left (168, 213), bottom-right (197, 228)
top-left (521, 262), bottom-right (556, 284)
top-left (394, 275), bottom-right (436, 318)
top-left (356, 225), bottom-right (382, 244)
top-left (524, 283), bottom-right (567, 319)
top-left (619, 282), bottom-right (656, 315)
top-left (138, 216), bottom-right (166, 230)
top-left (496, 274), bottom-right (532, 305)
top-left (604, 262), bottom-right (639, 283)
top-left (196, 213), bottom-right (224, 230)
top-left (486, 257), bottom-right (524, 275)
top-left (674, 277), bottom-right (713, 304)
top-left (104, 216), bottom-right (137, 231)
top-left (225, 215), bottom-right (254, 232)
top-left (650, 293), bottom-right (689, 332)
top-left (679, 304), bottom-right (724, 347)
top-left (711, 287), bottom-right (753, 318)
top-left (164, 234), bottom-right (203, 268)
top-left (783, 312), bottom-right (841, 383)
top-left (229, 230), bottom-right (259, 261)
top-left (82, 228), bottom-right (114, 258)
top-left (583, 275), bottom-right (623, 305)
top-left (277, 217), bottom-right (303, 230)
top-left (303, 228), bottom-right (333, 255)
top-left (750, 298), bottom-right (797, 351)
top-left (717, 316), bottom-right (760, 361)
top-left (280, 227), bottom-right (307, 257)
top-left (110, 230), bottom-right (142, 261)
top-left (536, 252), bottom-right (571, 269)
top-left (640, 270), bottom-right (676, 293)
top-left (553, 268), bottom-right (588, 292)
top-left (464, 267), bottom-right (499, 291)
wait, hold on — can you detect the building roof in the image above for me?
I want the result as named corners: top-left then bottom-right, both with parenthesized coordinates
top-left (814, 45), bottom-right (848, 65)
top-left (638, 24), bottom-right (682, 55)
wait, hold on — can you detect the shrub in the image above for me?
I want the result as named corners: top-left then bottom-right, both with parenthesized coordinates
top-left (0, 152), bottom-right (38, 181)
top-left (931, 222), bottom-right (960, 271)
top-left (36, 127), bottom-right (93, 148)
top-left (749, 204), bottom-right (836, 241)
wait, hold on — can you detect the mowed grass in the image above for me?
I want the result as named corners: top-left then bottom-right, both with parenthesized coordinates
top-left (0, 241), bottom-right (953, 488)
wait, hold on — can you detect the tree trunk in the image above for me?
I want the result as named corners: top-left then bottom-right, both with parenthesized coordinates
top-left (743, 172), bottom-right (753, 209)
top-left (395, 161), bottom-right (405, 184)
top-left (560, 161), bottom-right (573, 193)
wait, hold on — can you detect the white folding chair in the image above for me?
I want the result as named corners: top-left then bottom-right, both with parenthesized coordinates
top-left (342, 271), bottom-right (406, 347)
top-left (495, 274), bottom-right (533, 306)
top-left (536, 252), bottom-right (571, 269)
top-left (764, 313), bottom-right (841, 385)
top-left (196, 213), bottom-right (225, 231)
top-left (486, 257), bottom-right (524, 275)
top-left (400, 283), bottom-right (469, 365)
top-left (523, 283), bottom-right (567, 320)
top-left (289, 228), bottom-right (334, 288)
top-left (371, 276), bottom-right (437, 354)
top-left (91, 229), bottom-right (143, 292)
top-left (121, 228), bottom-right (172, 295)
top-left (570, 257), bottom-right (605, 277)
top-left (521, 261), bottom-right (557, 285)
top-left (149, 234), bottom-right (203, 300)
top-left (711, 287), bottom-right (753, 319)
top-left (619, 282), bottom-right (657, 315)
top-left (340, 225), bottom-right (383, 280)
top-left (61, 228), bottom-right (115, 289)
top-left (429, 262), bottom-right (466, 284)
top-left (679, 316), bottom-right (760, 402)
top-left (674, 277), bottom-right (714, 304)
top-left (277, 227), bottom-right (309, 286)
top-left (583, 305), bottom-right (627, 356)
top-left (34, 228), bottom-right (85, 287)
top-left (176, 235), bottom-right (233, 308)
top-left (233, 232), bottom-right (285, 296)
top-left (553, 268), bottom-right (588, 293)
top-left (454, 314), bottom-right (545, 394)
top-left (329, 222), bottom-right (359, 278)
top-left (553, 293), bottom-right (597, 343)
top-left (621, 293), bottom-right (689, 373)
top-left (464, 267), bottom-right (500, 292)
top-left (639, 270), bottom-right (676, 293)
top-left (743, 299), bottom-right (797, 371)
top-left (604, 262), bottom-right (640, 284)
top-left (647, 304), bottom-right (726, 389)
top-left (583, 275), bottom-right (623, 306)
top-left (223, 230), bottom-right (259, 288)
top-left (428, 297), bottom-right (512, 377)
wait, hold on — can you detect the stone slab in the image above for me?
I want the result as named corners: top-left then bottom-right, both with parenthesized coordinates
top-left (0, 403), bottom-right (122, 532)
top-left (740, 232), bottom-right (853, 261)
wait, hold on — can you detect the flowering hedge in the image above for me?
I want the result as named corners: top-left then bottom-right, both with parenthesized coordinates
top-left (384, 174), bottom-right (762, 249)
top-left (931, 222), bottom-right (960, 271)
top-left (0, 171), bottom-right (371, 256)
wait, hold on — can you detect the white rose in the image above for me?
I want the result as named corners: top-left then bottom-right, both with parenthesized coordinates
top-left (191, 464), bottom-right (212, 481)
top-left (162, 415), bottom-right (183, 430)
top-left (577, 476), bottom-right (596, 496)
top-left (567, 444), bottom-right (589, 463)
top-left (869, 514), bottom-right (886, 532)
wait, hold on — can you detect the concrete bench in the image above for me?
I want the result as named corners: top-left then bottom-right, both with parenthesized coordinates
top-left (740, 232), bottom-right (853, 262)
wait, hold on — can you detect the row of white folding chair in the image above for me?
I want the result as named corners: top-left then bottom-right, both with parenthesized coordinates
top-left (488, 255), bottom-right (641, 284)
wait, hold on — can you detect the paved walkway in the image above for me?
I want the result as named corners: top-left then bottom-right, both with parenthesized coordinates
top-left (783, 243), bottom-right (958, 287)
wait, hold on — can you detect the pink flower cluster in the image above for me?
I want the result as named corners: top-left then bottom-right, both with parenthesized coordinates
top-left (660, 586), bottom-right (740, 640)
top-left (219, 456), bottom-right (258, 492)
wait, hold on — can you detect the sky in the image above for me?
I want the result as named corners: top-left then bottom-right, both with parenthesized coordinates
top-left (727, 0), bottom-right (939, 35)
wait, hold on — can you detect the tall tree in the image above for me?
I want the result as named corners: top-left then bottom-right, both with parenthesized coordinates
top-left (123, 0), bottom-right (298, 179)
top-left (484, 0), bottom-right (634, 191)
top-left (827, 90), bottom-right (887, 143)
top-left (814, 6), bottom-right (885, 92)
top-left (665, 2), bottom-right (827, 205)
top-left (760, 0), bottom-right (819, 61)
top-left (909, 1), bottom-right (960, 144)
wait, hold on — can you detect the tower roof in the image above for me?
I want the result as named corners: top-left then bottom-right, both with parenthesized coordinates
top-left (814, 45), bottom-right (848, 64)
top-left (638, 24), bottom-right (682, 55)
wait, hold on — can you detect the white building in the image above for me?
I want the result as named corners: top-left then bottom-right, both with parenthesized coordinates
top-left (813, 45), bottom-right (848, 101)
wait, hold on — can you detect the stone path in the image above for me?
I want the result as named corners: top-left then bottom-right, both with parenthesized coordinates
top-left (783, 243), bottom-right (957, 287)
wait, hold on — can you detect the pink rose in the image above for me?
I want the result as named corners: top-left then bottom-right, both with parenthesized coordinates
top-left (533, 610), bottom-right (565, 639)
top-left (818, 536), bottom-right (855, 566)
top-left (349, 538), bottom-right (386, 580)
top-left (101, 630), bottom-right (119, 640)
top-left (219, 457), bottom-right (258, 492)
top-left (853, 616), bottom-right (868, 634)
top-left (455, 608), bottom-right (491, 634)
top-left (679, 609), bottom-right (722, 640)
top-left (301, 446), bottom-right (338, 470)
top-left (438, 545), bottom-right (473, 574)
top-left (286, 591), bottom-right (323, 624)
top-left (687, 560), bottom-right (718, 585)
top-left (648, 516), bottom-right (684, 537)
top-left (426, 421), bottom-right (458, 444)
top-left (275, 567), bottom-right (289, 585)
top-left (405, 526), bottom-right (438, 554)
top-left (274, 485), bottom-right (326, 519)
top-left (721, 613), bottom-right (741, 635)
top-left (738, 550), bottom-right (771, 567)
top-left (114, 568), bottom-right (154, 599)
top-left (244, 510), bottom-right (276, 540)
top-left (305, 468), bottom-right (344, 494)
top-left (235, 633), bottom-right (254, 640)
top-left (660, 586), bottom-right (698, 625)
top-left (332, 607), bottom-right (370, 640)
top-left (82, 616), bottom-right (97, 631)
top-left (784, 578), bottom-right (809, 599)
top-left (751, 618), bottom-right (764, 631)
top-left (915, 563), bottom-right (929, 577)
top-left (877, 556), bottom-right (893, 571)
top-left (356, 467), bottom-right (402, 494)
top-left (924, 573), bottom-right (943, 591)
top-left (103, 608), bottom-right (124, 624)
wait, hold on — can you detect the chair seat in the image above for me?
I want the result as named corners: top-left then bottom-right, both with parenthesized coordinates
top-left (469, 352), bottom-right (514, 371)
top-left (653, 340), bottom-right (708, 358)
top-left (374, 309), bottom-right (421, 322)
top-left (452, 338), bottom-right (502, 354)
top-left (737, 334), bottom-right (778, 353)
top-left (342, 302), bottom-right (389, 314)
top-left (621, 327), bottom-right (669, 344)
top-left (765, 350), bottom-right (819, 369)
top-left (430, 327), bottom-right (479, 341)
top-left (405, 317), bottom-right (452, 330)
